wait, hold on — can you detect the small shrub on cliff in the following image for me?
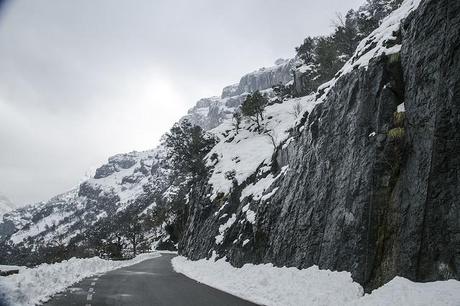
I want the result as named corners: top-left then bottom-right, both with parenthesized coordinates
top-left (393, 111), bottom-right (405, 127)
top-left (388, 127), bottom-right (404, 139)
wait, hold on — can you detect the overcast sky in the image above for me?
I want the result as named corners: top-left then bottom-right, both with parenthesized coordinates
top-left (0, 0), bottom-right (363, 206)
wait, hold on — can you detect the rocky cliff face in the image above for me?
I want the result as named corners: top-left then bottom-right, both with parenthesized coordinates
top-left (398, 0), bottom-right (460, 283)
top-left (179, 0), bottom-right (459, 290)
top-left (186, 59), bottom-right (294, 131)
top-left (232, 58), bottom-right (294, 97)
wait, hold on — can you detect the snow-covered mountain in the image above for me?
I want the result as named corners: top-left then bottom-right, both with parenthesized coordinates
top-left (2, 150), bottom-right (159, 246)
top-left (0, 195), bottom-right (16, 218)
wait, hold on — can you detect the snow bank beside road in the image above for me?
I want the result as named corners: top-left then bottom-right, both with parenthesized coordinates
top-left (172, 256), bottom-right (363, 306)
top-left (0, 252), bottom-right (160, 306)
top-left (172, 256), bottom-right (460, 306)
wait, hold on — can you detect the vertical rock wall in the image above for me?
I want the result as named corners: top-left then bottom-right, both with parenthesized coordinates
top-left (179, 0), bottom-right (460, 290)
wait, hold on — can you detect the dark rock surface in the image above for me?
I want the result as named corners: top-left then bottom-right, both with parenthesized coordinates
top-left (94, 153), bottom-right (137, 179)
top-left (397, 0), bottom-right (460, 283)
top-left (179, 0), bottom-right (460, 290)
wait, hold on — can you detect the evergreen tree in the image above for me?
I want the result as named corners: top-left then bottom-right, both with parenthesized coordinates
top-left (241, 90), bottom-right (268, 132)
top-left (357, 0), bottom-right (403, 37)
top-left (333, 10), bottom-right (360, 60)
top-left (295, 37), bottom-right (316, 63)
top-left (164, 119), bottom-right (216, 177)
top-left (315, 36), bottom-right (341, 84)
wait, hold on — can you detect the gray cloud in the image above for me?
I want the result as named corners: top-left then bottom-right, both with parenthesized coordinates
top-left (0, 0), bottom-right (363, 206)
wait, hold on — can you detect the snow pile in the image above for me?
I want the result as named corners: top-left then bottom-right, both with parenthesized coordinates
top-left (0, 252), bottom-right (160, 306)
top-left (172, 256), bottom-right (460, 306)
top-left (351, 277), bottom-right (460, 306)
top-left (172, 256), bottom-right (363, 306)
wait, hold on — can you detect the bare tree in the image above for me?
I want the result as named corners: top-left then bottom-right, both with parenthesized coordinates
top-left (289, 101), bottom-right (303, 118)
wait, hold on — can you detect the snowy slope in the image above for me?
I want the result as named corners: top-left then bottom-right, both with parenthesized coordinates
top-left (206, 93), bottom-right (318, 201)
top-left (2, 149), bottom-right (161, 249)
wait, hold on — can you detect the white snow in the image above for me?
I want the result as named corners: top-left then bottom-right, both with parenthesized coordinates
top-left (397, 102), bottom-right (405, 112)
top-left (215, 214), bottom-right (236, 245)
top-left (172, 256), bottom-right (363, 306)
top-left (207, 95), bottom-right (317, 200)
top-left (350, 277), bottom-right (460, 306)
top-left (86, 150), bottom-right (156, 210)
top-left (241, 204), bottom-right (256, 224)
top-left (138, 201), bottom-right (157, 216)
top-left (172, 256), bottom-right (460, 306)
top-left (240, 166), bottom-right (288, 202)
top-left (245, 209), bottom-right (256, 224)
top-left (0, 265), bottom-right (22, 271)
top-left (0, 252), bottom-right (160, 306)
top-left (10, 210), bottom-right (75, 244)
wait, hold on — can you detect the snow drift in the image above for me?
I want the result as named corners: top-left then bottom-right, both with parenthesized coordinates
top-left (172, 256), bottom-right (460, 306)
top-left (0, 252), bottom-right (160, 306)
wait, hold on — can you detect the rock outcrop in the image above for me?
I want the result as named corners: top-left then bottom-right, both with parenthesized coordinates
top-left (185, 60), bottom-right (294, 130)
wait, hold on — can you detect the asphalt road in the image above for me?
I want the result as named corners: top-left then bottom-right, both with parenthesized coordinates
top-left (44, 253), bottom-right (256, 306)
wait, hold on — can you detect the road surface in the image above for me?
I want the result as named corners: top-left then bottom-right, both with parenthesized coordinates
top-left (44, 253), bottom-right (256, 306)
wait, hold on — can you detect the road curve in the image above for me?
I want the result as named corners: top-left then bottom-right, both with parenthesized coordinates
top-left (44, 253), bottom-right (256, 306)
